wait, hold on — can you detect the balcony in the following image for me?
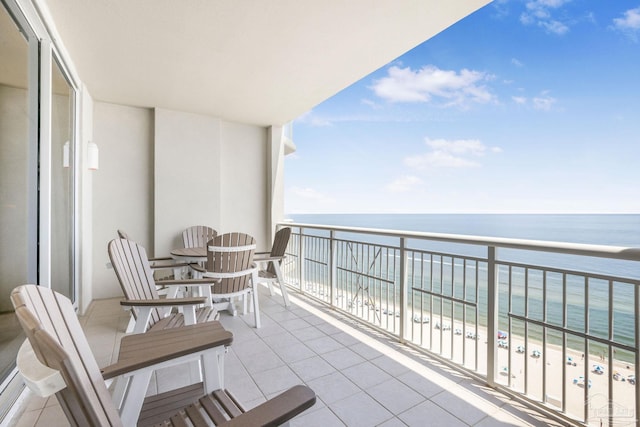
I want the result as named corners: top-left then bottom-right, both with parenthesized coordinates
top-left (9, 222), bottom-right (639, 426)
top-left (10, 286), bottom-right (563, 427)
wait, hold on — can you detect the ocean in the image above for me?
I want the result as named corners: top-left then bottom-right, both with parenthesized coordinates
top-left (287, 213), bottom-right (640, 276)
top-left (287, 213), bottom-right (640, 247)
top-left (286, 213), bottom-right (640, 358)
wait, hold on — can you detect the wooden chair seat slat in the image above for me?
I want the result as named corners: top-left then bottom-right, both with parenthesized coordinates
top-left (139, 383), bottom-right (203, 425)
top-left (184, 404), bottom-right (209, 427)
top-left (199, 394), bottom-right (230, 425)
top-left (212, 389), bottom-right (243, 418)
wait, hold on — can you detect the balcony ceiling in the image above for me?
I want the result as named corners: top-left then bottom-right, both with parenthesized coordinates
top-left (40, 0), bottom-right (491, 126)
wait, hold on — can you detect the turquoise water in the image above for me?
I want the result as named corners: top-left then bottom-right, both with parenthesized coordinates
top-left (288, 213), bottom-right (640, 358)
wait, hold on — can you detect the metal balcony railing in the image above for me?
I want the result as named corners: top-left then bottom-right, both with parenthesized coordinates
top-left (277, 222), bottom-right (640, 427)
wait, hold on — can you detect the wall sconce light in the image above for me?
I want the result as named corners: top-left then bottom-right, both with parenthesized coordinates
top-left (87, 141), bottom-right (99, 170)
top-left (63, 141), bottom-right (70, 168)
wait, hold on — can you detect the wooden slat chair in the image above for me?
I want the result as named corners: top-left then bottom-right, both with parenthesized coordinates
top-left (12, 285), bottom-right (316, 427)
top-left (192, 232), bottom-right (261, 328)
top-left (117, 229), bottom-right (183, 283)
top-left (254, 227), bottom-right (292, 307)
top-left (108, 238), bottom-right (219, 334)
top-left (183, 225), bottom-right (218, 248)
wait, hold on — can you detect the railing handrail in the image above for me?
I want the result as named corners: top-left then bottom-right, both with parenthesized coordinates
top-left (279, 221), bottom-right (640, 262)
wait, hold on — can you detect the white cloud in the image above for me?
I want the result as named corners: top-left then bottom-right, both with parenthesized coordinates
top-left (361, 98), bottom-right (382, 109)
top-left (294, 110), bottom-right (333, 127)
top-left (612, 7), bottom-right (640, 41)
top-left (512, 96), bottom-right (527, 105)
top-left (511, 58), bottom-right (524, 67)
top-left (404, 137), bottom-right (501, 169)
top-left (370, 65), bottom-right (496, 108)
top-left (289, 187), bottom-right (336, 204)
top-left (540, 20), bottom-right (569, 34)
top-left (384, 175), bottom-right (423, 193)
top-left (520, 0), bottom-right (571, 35)
top-left (532, 92), bottom-right (557, 110)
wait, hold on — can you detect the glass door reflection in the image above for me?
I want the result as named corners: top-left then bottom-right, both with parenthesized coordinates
top-left (50, 55), bottom-right (75, 301)
top-left (0, 1), bottom-right (36, 382)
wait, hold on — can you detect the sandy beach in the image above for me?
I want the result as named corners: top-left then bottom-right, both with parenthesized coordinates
top-left (337, 296), bottom-right (637, 426)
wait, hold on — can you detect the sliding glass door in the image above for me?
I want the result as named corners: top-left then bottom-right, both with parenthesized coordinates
top-left (0, 0), bottom-right (76, 391)
top-left (0, 0), bottom-right (38, 382)
top-left (50, 55), bottom-right (75, 300)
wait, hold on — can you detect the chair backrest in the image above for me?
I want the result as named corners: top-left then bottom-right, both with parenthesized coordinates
top-left (108, 238), bottom-right (163, 327)
top-left (183, 226), bottom-right (217, 248)
top-left (206, 232), bottom-right (256, 295)
top-left (268, 227), bottom-right (292, 275)
top-left (11, 285), bottom-right (123, 426)
top-left (116, 229), bottom-right (130, 240)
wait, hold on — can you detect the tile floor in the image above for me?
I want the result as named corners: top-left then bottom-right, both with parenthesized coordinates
top-left (8, 285), bottom-right (567, 426)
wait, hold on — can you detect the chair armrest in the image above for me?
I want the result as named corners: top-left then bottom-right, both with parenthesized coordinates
top-left (148, 256), bottom-right (174, 262)
top-left (254, 255), bottom-right (284, 262)
top-left (119, 297), bottom-right (206, 307)
top-left (188, 264), bottom-right (206, 274)
top-left (225, 385), bottom-right (316, 427)
top-left (150, 261), bottom-right (195, 270)
top-left (101, 322), bottom-right (233, 379)
top-left (157, 278), bottom-right (219, 286)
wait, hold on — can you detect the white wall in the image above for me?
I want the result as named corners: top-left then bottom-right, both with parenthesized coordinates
top-left (220, 121), bottom-right (269, 250)
top-left (92, 102), bottom-right (154, 299)
top-left (91, 105), bottom-right (275, 299)
top-left (268, 126), bottom-right (286, 243)
top-left (154, 108), bottom-right (222, 256)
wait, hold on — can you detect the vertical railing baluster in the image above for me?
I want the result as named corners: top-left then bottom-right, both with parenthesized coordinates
top-left (450, 257), bottom-right (455, 359)
top-left (430, 253), bottom-right (434, 352)
top-left (330, 230), bottom-right (336, 308)
top-left (583, 276), bottom-right (590, 424)
top-left (462, 259), bottom-right (467, 367)
top-left (524, 268), bottom-right (529, 395)
top-left (608, 279), bottom-right (614, 427)
top-left (562, 273), bottom-right (567, 414)
top-left (508, 265), bottom-right (513, 389)
top-left (299, 228), bottom-right (305, 293)
top-left (439, 254), bottom-right (444, 355)
top-left (487, 246), bottom-right (498, 387)
top-left (475, 260), bottom-right (479, 371)
top-left (399, 237), bottom-right (407, 343)
top-left (542, 271), bottom-right (547, 404)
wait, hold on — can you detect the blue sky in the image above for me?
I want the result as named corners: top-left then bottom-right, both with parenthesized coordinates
top-left (284, 0), bottom-right (640, 214)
